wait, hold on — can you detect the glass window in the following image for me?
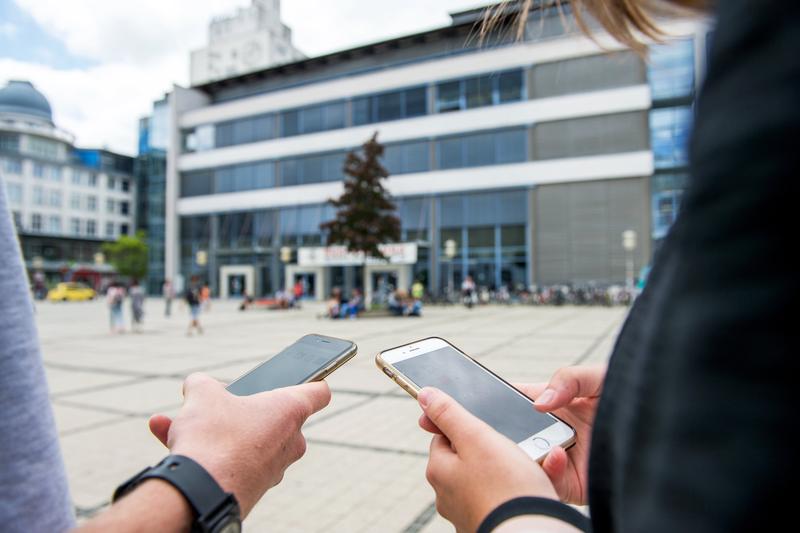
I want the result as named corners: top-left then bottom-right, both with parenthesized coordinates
top-left (496, 128), bottom-right (528, 163)
top-left (352, 97), bottom-right (371, 126)
top-left (3, 159), bottom-right (22, 174)
top-left (33, 186), bottom-right (45, 205)
top-left (650, 106), bottom-right (692, 169)
top-left (49, 167), bottom-right (61, 181)
top-left (377, 91), bottom-right (403, 122)
top-left (87, 195), bottom-right (97, 211)
top-left (438, 137), bottom-right (463, 169)
top-left (121, 179), bottom-right (130, 192)
top-left (5, 182), bottom-right (22, 204)
top-left (86, 220), bottom-right (96, 236)
top-left (323, 102), bottom-right (345, 130)
top-left (48, 215), bottom-right (61, 233)
top-left (384, 140), bottom-right (430, 175)
top-left (106, 198), bottom-right (115, 213)
top-left (88, 174), bottom-right (97, 186)
top-left (70, 218), bottom-right (81, 235)
top-left (106, 221), bottom-right (115, 237)
top-left (498, 70), bottom-right (524, 103)
top-left (649, 39), bottom-right (695, 101)
top-left (120, 201), bottom-right (129, 215)
top-left (71, 171), bottom-right (82, 185)
top-left (108, 177), bottom-right (116, 190)
top-left (120, 223), bottom-right (129, 235)
top-left (0, 133), bottom-right (20, 151)
top-left (436, 81), bottom-right (461, 113)
top-left (31, 213), bottom-right (42, 232)
top-left (49, 190), bottom-right (62, 207)
top-left (405, 87), bottom-right (427, 117)
top-left (468, 226), bottom-right (495, 250)
top-left (71, 193), bottom-right (81, 209)
top-left (33, 163), bottom-right (45, 178)
top-left (281, 109), bottom-right (300, 137)
top-left (465, 77), bottom-right (493, 109)
top-left (180, 171), bottom-right (213, 197)
top-left (465, 132), bottom-right (495, 167)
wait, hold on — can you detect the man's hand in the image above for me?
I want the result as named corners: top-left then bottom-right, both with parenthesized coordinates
top-left (417, 387), bottom-right (560, 533)
top-left (148, 373), bottom-right (330, 517)
top-left (517, 365), bottom-right (606, 505)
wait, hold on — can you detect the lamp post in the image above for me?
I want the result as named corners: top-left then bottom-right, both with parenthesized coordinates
top-left (622, 230), bottom-right (637, 291)
top-left (444, 239), bottom-right (457, 299)
top-left (280, 246), bottom-right (292, 264)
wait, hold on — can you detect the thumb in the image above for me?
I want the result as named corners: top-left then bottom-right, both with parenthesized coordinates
top-left (148, 414), bottom-right (173, 448)
top-left (417, 387), bottom-right (487, 447)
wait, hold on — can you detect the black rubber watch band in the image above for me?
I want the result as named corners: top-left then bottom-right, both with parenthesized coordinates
top-left (477, 496), bottom-right (592, 533)
top-left (113, 455), bottom-right (240, 533)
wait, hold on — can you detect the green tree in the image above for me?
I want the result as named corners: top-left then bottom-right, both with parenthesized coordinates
top-left (321, 132), bottom-right (401, 258)
top-left (102, 230), bottom-right (148, 279)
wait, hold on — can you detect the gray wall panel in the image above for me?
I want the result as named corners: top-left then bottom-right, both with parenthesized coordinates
top-left (534, 177), bottom-right (649, 285)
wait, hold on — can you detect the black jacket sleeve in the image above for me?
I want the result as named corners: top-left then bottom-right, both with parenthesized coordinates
top-left (587, 1), bottom-right (800, 532)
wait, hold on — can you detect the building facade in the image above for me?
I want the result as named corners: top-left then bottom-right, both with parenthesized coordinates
top-left (0, 80), bottom-right (136, 287)
top-left (190, 0), bottom-right (304, 87)
top-left (136, 96), bottom-right (170, 294)
top-left (167, 5), bottom-right (705, 300)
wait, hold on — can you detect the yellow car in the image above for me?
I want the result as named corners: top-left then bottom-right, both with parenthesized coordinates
top-left (46, 282), bottom-right (97, 302)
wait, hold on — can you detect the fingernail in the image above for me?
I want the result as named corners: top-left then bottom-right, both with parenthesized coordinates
top-left (538, 389), bottom-right (555, 405)
top-left (418, 388), bottom-right (435, 408)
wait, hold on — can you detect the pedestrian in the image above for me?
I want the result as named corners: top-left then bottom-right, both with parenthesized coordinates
top-left (461, 275), bottom-right (476, 308)
top-left (411, 279), bottom-right (424, 301)
top-left (415, 1), bottom-right (799, 533)
top-left (129, 279), bottom-right (145, 333)
top-left (293, 279), bottom-right (304, 301)
top-left (162, 278), bottom-right (174, 317)
top-left (185, 278), bottom-right (203, 336)
top-left (200, 283), bottom-right (211, 312)
top-left (106, 281), bottom-right (125, 334)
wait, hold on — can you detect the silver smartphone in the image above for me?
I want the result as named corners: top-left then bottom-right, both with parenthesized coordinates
top-left (376, 336), bottom-right (576, 462)
top-left (227, 334), bottom-right (357, 396)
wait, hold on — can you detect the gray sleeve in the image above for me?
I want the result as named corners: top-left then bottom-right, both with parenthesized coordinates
top-left (0, 185), bottom-right (75, 531)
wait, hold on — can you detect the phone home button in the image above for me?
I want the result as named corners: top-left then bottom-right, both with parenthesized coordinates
top-left (532, 437), bottom-right (550, 450)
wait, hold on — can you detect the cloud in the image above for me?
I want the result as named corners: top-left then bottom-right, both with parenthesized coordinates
top-left (0, 22), bottom-right (18, 39)
top-left (4, 0), bottom-right (486, 154)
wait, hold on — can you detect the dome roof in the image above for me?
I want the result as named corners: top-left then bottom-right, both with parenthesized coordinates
top-left (0, 80), bottom-right (53, 123)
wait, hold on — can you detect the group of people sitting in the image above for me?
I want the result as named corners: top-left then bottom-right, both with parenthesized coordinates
top-left (325, 287), bottom-right (364, 319)
top-left (387, 288), bottom-right (422, 317)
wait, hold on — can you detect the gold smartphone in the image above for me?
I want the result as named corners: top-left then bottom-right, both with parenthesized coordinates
top-left (376, 336), bottom-right (576, 462)
top-left (227, 334), bottom-right (357, 396)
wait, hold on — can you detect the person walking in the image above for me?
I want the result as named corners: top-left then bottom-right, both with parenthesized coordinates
top-left (162, 279), bottom-right (174, 317)
top-left (129, 279), bottom-right (145, 333)
top-left (185, 278), bottom-right (203, 336)
top-left (106, 281), bottom-right (125, 334)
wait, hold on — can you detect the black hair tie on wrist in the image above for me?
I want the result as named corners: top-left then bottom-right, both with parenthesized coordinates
top-left (477, 496), bottom-right (592, 533)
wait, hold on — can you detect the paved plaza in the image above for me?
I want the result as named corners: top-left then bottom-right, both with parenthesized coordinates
top-left (37, 299), bottom-right (627, 532)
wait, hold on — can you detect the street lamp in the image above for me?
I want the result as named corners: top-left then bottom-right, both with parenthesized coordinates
top-left (195, 249), bottom-right (208, 267)
top-left (622, 230), bottom-right (637, 291)
top-left (444, 239), bottom-right (457, 298)
top-left (93, 252), bottom-right (105, 266)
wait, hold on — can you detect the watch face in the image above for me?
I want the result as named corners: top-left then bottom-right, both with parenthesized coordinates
top-left (218, 520), bottom-right (241, 533)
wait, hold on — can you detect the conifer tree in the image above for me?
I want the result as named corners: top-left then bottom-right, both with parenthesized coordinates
top-left (321, 133), bottom-right (400, 258)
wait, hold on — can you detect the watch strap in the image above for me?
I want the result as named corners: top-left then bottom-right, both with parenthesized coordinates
top-left (477, 496), bottom-right (592, 533)
top-left (113, 455), bottom-right (239, 532)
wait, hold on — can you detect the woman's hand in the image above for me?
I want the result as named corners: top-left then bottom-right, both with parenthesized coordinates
top-left (417, 387), bottom-right (560, 533)
top-left (517, 365), bottom-right (606, 505)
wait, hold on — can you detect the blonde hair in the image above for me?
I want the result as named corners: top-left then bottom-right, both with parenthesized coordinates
top-left (480, 0), bottom-right (712, 53)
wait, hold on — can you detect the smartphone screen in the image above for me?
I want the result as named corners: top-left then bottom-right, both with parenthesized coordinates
top-left (381, 338), bottom-right (574, 457)
top-left (227, 334), bottom-right (356, 396)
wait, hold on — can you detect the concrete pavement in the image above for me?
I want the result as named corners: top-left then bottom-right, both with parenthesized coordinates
top-left (36, 299), bottom-right (626, 532)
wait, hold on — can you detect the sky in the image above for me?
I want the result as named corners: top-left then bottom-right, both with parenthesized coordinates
top-left (0, 0), bottom-right (490, 155)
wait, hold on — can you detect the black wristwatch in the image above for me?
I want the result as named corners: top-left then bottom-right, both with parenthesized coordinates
top-left (113, 455), bottom-right (241, 533)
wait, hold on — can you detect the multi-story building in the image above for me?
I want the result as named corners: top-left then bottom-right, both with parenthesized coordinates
top-left (190, 0), bottom-right (304, 86)
top-left (167, 4), bottom-right (705, 301)
top-left (0, 80), bottom-right (136, 287)
top-left (136, 96), bottom-right (170, 294)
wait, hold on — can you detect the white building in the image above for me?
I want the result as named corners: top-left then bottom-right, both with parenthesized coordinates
top-left (0, 80), bottom-right (136, 286)
top-left (190, 0), bottom-right (304, 86)
top-left (168, 4), bottom-right (708, 300)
